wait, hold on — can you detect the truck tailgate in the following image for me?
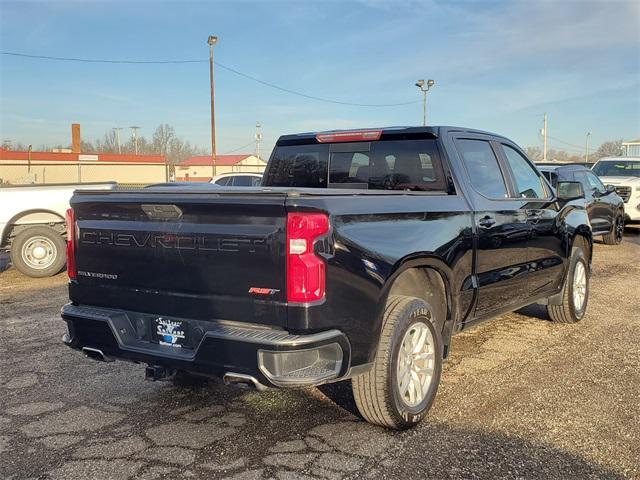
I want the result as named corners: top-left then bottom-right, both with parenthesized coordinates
top-left (69, 190), bottom-right (287, 327)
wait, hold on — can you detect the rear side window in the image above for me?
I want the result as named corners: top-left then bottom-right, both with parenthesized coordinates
top-left (232, 176), bottom-right (252, 186)
top-left (501, 145), bottom-right (547, 199)
top-left (456, 139), bottom-right (508, 199)
top-left (263, 144), bottom-right (329, 188)
top-left (215, 177), bottom-right (231, 186)
top-left (265, 139), bottom-right (446, 191)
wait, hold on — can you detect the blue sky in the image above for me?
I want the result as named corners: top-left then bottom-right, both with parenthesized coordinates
top-left (1, 0), bottom-right (639, 157)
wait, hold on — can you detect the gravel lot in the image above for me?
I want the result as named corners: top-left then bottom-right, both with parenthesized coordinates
top-left (1, 229), bottom-right (639, 480)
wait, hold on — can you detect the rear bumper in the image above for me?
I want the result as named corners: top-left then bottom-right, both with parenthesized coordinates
top-left (61, 303), bottom-right (351, 388)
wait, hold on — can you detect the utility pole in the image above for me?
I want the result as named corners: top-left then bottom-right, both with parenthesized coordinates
top-left (541, 113), bottom-right (548, 162)
top-left (585, 132), bottom-right (592, 163)
top-left (255, 122), bottom-right (263, 162)
top-left (130, 126), bottom-right (141, 155)
top-left (113, 127), bottom-right (124, 154)
top-left (415, 79), bottom-right (435, 126)
top-left (208, 35), bottom-right (218, 177)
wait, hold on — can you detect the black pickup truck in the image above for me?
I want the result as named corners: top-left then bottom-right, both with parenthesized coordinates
top-left (62, 126), bottom-right (592, 429)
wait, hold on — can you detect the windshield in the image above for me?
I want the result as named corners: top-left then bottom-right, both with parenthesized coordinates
top-left (592, 161), bottom-right (640, 177)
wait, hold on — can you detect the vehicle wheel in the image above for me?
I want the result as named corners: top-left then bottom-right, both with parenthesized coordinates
top-left (547, 247), bottom-right (589, 323)
top-left (10, 226), bottom-right (66, 278)
top-left (352, 295), bottom-right (443, 429)
top-left (602, 215), bottom-right (624, 245)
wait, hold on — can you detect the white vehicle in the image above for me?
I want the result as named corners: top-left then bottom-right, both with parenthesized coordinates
top-left (210, 172), bottom-right (262, 187)
top-left (0, 182), bottom-right (116, 277)
top-left (592, 158), bottom-right (640, 224)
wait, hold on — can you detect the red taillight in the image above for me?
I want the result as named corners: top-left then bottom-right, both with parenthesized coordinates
top-left (286, 212), bottom-right (329, 303)
top-left (65, 208), bottom-right (77, 280)
top-left (315, 129), bottom-right (382, 143)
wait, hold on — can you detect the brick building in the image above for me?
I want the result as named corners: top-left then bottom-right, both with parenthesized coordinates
top-left (0, 149), bottom-right (167, 186)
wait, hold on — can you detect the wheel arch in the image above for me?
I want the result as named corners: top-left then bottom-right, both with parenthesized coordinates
top-left (1, 209), bottom-right (65, 247)
top-left (378, 253), bottom-right (457, 357)
top-left (571, 225), bottom-right (593, 267)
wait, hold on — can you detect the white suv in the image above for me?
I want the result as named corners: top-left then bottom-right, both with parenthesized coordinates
top-left (592, 157), bottom-right (640, 224)
top-left (210, 173), bottom-right (262, 187)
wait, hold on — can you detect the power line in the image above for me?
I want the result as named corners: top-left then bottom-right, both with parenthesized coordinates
top-left (222, 140), bottom-right (255, 155)
top-left (0, 51), bottom-right (205, 64)
top-left (1, 50), bottom-right (417, 107)
top-left (214, 61), bottom-right (415, 107)
top-left (548, 135), bottom-right (595, 152)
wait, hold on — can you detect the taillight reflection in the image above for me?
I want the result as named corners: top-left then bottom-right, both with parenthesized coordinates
top-left (65, 208), bottom-right (77, 280)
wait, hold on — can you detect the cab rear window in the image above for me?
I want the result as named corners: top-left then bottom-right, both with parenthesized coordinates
top-left (264, 139), bottom-right (446, 191)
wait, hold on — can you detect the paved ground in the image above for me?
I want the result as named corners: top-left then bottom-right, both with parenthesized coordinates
top-left (1, 229), bottom-right (639, 480)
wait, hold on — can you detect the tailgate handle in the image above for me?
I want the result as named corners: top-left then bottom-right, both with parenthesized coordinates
top-left (141, 204), bottom-right (183, 220)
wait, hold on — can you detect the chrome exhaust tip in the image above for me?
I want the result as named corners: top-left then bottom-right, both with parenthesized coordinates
top-left (223, 372), bottom-right (269, 392)
top-left (82, 347), bottom-right (114, 363)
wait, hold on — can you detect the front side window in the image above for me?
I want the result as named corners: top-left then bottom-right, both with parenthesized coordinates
top-left (456, 139), bottom-right (508, 199)
top-left (586, 171), bottom-right (605, 193)
top-left (501, 144), bottom-right (547, 199)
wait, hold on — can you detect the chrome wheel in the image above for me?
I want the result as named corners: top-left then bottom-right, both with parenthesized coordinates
top-left (396, 321), bottom-right (435, 407)
top-left (572, 261), bottom-right (587, 311)
top-left (21, 236), bottom-right (57, 270)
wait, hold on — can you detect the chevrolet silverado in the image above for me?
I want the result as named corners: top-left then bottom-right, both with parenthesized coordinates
top-left (61, 126), bottom-right (592, 429)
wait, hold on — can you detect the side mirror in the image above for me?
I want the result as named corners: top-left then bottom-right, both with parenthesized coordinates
top-left (557, 181), bottom-right (585, 202)
top-left (606, 184), bottom-right (616, 194)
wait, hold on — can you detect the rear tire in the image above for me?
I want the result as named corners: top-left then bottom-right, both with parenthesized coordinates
top-left (10, 226), bottom-right (66, 278)
top-left (547, 247), bottom-right (589, 323)
top-left (602, 215), bottom-right (624, 245)
top-left (352, 295), bottom-right (443, 429)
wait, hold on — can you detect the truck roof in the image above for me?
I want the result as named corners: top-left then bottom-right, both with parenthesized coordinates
top-left (276, 126), bottom-right (510, 144)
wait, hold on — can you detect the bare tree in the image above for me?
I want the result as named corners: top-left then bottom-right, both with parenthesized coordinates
top-left (152, 124), bottom-right (176, 160)
top-left (594, 140), bottom-right (623, 160)
top-left (95, 130), bottom-right (119, 153)
top-left (525, 146), bottom-right (543, 161)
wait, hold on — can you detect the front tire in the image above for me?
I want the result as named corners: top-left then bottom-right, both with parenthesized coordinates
top-left (10, 226), bottom-right (67, 278)
top-left (602, 214), bottom-right (624, 245)
top-left (547, 247), bottom-right (589, 323)
top-left (352, 295), bottom-right (443, 429)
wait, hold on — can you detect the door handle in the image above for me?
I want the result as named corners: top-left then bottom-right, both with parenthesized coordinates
top-left (478, 216), bottom-right (496, 228)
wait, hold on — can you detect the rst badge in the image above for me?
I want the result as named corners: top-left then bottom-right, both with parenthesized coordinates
top-left (154, 318), bottom-right (187, 348)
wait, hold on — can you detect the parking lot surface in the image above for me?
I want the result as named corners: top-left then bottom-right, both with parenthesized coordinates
top-left (1, 229), bottom-right (639, 480)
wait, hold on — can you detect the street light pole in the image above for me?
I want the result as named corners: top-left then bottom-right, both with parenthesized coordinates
top-left (415, 79), bottom-right (435, 126)
top-left (255, 122), bottom-right (262, 162)
top-left (542, 113), bottom-right (548, 162)
top-left (129, 126), bottom-right (141, 155)
top-left (208, 35), bottom-right (218, 177)
top-left (585, 132), bottom-right (592, 163)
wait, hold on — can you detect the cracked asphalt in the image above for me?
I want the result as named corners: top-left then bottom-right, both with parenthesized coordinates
top-left (1, 228), bottom-right (639, 480)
